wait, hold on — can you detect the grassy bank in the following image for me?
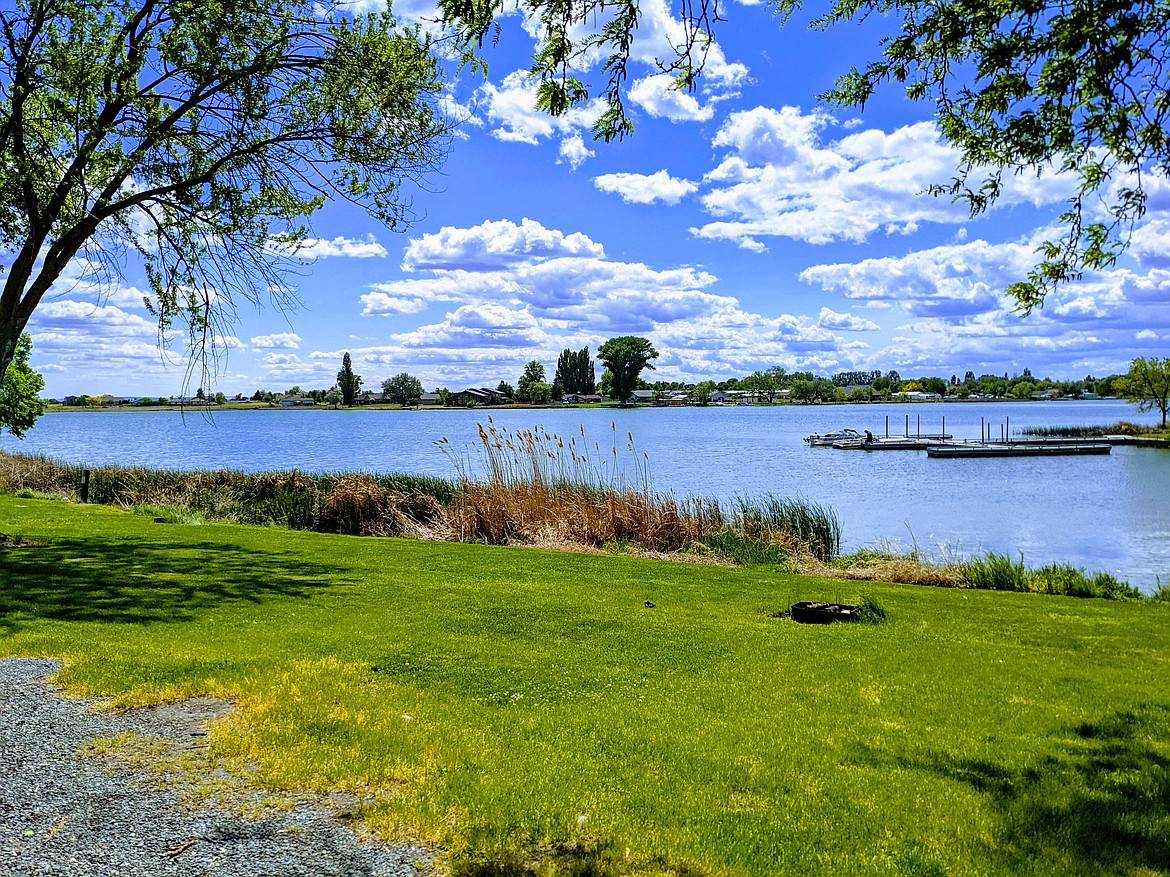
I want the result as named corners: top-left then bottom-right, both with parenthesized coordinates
top-left (3, 446), bottom-right (1157, 601)
top-left (1, 494), bottom-right (1168, 876)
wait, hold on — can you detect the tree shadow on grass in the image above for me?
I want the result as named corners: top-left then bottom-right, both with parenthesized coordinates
top-left (858, 704), bottom-right (1170, 874)
top-left (0, 533), bottom-right (347, 630)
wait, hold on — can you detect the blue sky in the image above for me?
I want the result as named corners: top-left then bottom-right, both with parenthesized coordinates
top-left (23, 0), bottom-right (1170, 397)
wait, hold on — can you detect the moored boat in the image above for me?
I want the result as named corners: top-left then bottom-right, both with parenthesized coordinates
top-left (805, 428), bottom-right (860, 446)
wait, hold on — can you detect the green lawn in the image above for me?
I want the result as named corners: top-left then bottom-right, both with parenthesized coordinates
top-left (1, 493), bottom-right (1167, 876)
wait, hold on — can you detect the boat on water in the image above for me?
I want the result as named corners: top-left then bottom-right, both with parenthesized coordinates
top-left (926, 442), bottom-right (1112, 458)
top-left (805, 428), bottom-right (861, 446)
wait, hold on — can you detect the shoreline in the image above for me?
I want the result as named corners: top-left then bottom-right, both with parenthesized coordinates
top-left (42, 396), bottom-right (1140, 414)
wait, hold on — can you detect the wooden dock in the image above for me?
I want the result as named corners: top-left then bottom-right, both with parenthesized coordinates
top-left (831, 437), bottom-right (941, 450)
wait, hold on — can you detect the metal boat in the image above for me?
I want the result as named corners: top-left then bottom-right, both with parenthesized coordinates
top-left (805, 428), bottom-right (860, 446)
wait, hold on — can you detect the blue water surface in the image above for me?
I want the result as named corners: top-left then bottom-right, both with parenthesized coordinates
top-left (5, 399), bottom-right (1168, 591)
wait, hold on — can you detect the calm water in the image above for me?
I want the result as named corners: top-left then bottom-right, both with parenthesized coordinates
top-left (5, 400), bottom-right (1169, 591)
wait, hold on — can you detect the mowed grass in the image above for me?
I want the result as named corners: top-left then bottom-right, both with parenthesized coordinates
top-left (1, 494), bottom-right (1168, 876)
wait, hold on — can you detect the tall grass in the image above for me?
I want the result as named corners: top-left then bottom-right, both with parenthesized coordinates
top-left (733, 495), bottom-right (841, 560)
top-left (956, 553), bottom-right (1143, 599)
top-left (1018, 421), bottom-right (1154, 437)
top-left (0, 452), bottom-right (454, 536)
top-left (437, 417), bottom-right (652, 493)
top-left (962, 552), bottom-right (1031, 591)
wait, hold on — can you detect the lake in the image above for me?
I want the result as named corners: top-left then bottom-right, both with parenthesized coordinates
top-left (5, 399), bottom-right (1169, 592)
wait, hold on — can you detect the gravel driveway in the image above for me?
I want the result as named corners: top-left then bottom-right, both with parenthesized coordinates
top-left (0, 658), bottom-right (431, 876)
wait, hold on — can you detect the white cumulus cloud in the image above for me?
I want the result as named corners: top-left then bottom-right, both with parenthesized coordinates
top-left (593, 170), bottom-right (698, 205)
top-left (352, 217), bottom-right (867, 385)
top-left (629, 75), bottom-right (716, 123)
top-left (558, 133), bottom-right (595, 169)
top-left (693, 106), bottom-right (1077, 250)
top-left (817, 308), bottom-right (880, 331)
top-left (403, 218), bottom-right (607, 271)
top-left (250, 333), bottom-right (302, 349)
top-left (269, 235), bottom-right (387, 259)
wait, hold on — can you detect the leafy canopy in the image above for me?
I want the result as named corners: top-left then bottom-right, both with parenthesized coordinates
top-left (0, 0), bottom-right (449, 386)
top-left (440, 0), bottom-right (1170, 310)
top-left (597, 335), bottom-right (657, 403)
top-left (382, 372), bottom-right (423, 406)
top-left (554, 346), bottom-right (596, 395)
top-left (517, 359), bottom-right (546, 402)
top-left (1118, 356), bottom-right (1170, 429)
top-left (0, 333), bottom-right (47, 437)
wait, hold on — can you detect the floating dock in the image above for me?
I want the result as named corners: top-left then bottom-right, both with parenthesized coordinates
top-left (926, 442), bottom-right (1113, 458)
top-left (831, 436), bottom-right (947, 450)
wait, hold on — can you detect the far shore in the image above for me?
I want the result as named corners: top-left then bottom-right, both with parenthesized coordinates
top-left (44, 396), bottom-right (1132, 413)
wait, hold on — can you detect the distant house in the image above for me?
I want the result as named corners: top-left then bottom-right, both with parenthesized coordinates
top-left (450, 387), bottom-right (510, 406)
top-left (419, 392), bottom-right (442, 406)
top-left (356, 391), bottom-right (384, 405)
top-left (901, 391), bottom-right (942, 402)
top-left (712, 389), bottom-right (770, 404)
top-left (167, 396), bottom-right (203, 406)
top-left (562, 393), bottom-right (603, 404)
top-left (277, 393), bottom-right (316, 406)
top-left (628, 389), bottom-right (655, 404)
top-left (99, 395), bottom-right (125, 407)
top-left (774, 389), bottom-right (792, 400)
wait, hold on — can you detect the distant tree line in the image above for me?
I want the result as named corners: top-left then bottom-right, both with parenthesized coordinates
top-left (37, 342), bottom-right (1168, 434)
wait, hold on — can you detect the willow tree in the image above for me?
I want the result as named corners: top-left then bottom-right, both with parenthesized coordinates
top-left (441, 0), bottom-right (1170, 310)
top-left (0, 0), bottom-right (449, 387)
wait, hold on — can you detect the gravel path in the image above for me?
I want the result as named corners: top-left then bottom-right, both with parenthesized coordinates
top-left (0, 658), bottom-right (432, 877)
